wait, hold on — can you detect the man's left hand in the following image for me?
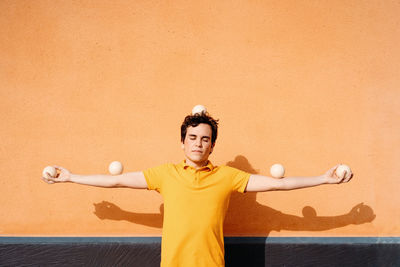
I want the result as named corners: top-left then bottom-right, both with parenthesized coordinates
top-left (324, 164), bottom-right (353, 184)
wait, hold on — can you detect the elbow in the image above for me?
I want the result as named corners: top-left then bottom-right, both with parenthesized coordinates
top-left (108, 175), bottom-right (121, 187)
top-left (271, 179), bottom-right (287, 191)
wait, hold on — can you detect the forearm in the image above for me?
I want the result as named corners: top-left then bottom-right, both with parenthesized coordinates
top-left (279, 175), bottom-right (328, 190)
top-left (246, 165), bottom-right (351, 192)
top-left (68, 174), bottom-right (118, 188)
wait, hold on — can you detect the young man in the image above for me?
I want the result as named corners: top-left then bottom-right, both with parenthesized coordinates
top-left (42, 112), bottom-right (353, 267)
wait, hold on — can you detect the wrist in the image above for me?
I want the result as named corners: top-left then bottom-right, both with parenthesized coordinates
top-left (67, 173), bottom-right (77, 182)
top-left (319, 175), bottom-right (329, 184)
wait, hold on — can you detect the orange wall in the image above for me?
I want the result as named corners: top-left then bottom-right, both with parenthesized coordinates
top-left (1, 0), bottom-right (399, 237)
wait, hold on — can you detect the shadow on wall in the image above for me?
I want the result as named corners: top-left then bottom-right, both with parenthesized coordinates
top-left (224, 155), bottom-right (375, 234)
top-left (92, 155), bottom-right (375, 234)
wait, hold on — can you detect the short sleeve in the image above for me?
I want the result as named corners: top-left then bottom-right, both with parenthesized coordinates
top-left (142, 163), bottom-right (170, 193)
top-left (229, 167), bottom-right (251, 193)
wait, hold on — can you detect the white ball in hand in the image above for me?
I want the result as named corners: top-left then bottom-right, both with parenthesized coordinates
top-left (108, 161), bottom-right (123, 175)
top-left (192, 105), bottom-right (207, 115)
top-left (335, 164), bottom-right (351, 179)
top-left (42, 166), bottom-right (57, 178)
top-left (270, 163), bottom-right (285, 178)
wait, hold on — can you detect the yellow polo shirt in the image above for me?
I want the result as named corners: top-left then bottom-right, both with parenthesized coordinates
top-left (143, 160), bottom-right (250, 267)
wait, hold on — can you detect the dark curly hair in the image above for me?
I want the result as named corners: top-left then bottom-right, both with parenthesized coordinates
top-left (181, 112), bottom-right (219, 146)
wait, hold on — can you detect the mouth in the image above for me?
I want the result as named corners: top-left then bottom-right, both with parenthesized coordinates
top-left (192, 150), bottom-right (203, 153)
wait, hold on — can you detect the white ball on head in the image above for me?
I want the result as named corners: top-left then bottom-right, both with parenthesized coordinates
top-left (108, 161), bottom-right (123, 175)
top-left (335, 164), bottom-right (351, 179)
top-left (270, 163), bottom-right (285, 178)
top-left (192, 105), bottom-right (207, 115)
top-left (42, 166), bottom-right (57, 178)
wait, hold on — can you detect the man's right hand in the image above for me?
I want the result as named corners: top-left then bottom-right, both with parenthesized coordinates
top-left (42, 165), bottom-right (71, 184)
top-left (41, 166), bottom-right (148, 189)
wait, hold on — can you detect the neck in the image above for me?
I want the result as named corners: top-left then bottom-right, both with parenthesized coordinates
top-left (185, 158), bottom-right (208, 169)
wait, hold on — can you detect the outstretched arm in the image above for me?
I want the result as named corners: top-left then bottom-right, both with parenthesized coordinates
top-left (245, 164), bottom-right (352, 192)
top-left (42, 165), bottom-right (148, 189)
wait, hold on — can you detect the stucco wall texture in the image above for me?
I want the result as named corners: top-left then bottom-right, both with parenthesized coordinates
top-left (0, 1), bottom-right (398, 236)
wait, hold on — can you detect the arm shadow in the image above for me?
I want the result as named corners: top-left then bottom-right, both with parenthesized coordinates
top-left (223, 155), bottom-right (376, 235)
top-left (92, 201), bottom-right (164, 228)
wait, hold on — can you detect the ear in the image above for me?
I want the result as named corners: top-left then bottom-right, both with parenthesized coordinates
top-left (181, 142), bottom-right (185, 150)
top-left (210, 143), bottom-right (215, 154)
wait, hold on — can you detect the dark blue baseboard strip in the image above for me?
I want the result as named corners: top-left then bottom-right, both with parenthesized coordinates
top-left (1, 236), bottom-right (399, 266)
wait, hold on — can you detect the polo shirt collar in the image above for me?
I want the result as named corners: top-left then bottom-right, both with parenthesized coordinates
top-left (180, 160), bottom-right (214, 171)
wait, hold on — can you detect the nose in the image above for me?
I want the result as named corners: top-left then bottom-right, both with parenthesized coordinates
top-left (195, 138), bottom-right (202, 147)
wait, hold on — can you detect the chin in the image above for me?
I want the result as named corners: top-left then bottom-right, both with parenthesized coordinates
top-left (189, 156), bottom-right (206, 163)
